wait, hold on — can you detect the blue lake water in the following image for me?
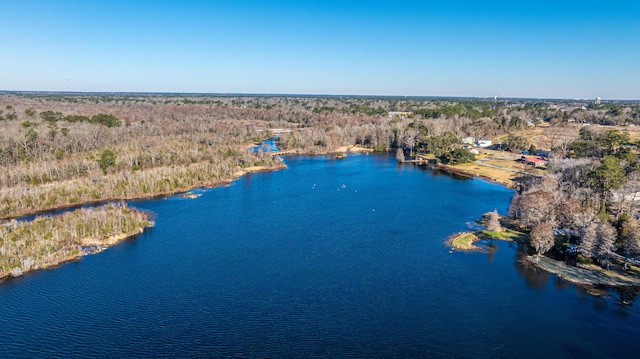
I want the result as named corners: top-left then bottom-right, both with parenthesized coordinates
top-left (0, 154), bottom-right (639, 358)
top-left (253, 137), bottom-right (279, 153)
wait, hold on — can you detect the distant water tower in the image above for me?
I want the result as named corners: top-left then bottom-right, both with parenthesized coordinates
top-left (595, 97), bottom-right (601, 105)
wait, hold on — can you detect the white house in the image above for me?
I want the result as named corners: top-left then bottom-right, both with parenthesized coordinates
top-left (475, 138), bottom-right (492, 148)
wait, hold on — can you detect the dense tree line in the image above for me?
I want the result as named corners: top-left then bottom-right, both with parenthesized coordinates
top-left (510, 127), bottom-right (640, 265)
top-left (0, 204), bottom-right (153, 279)
top-left (0, 95), bottom-right (637, 215)
top-left (2, 93), bottom-right (638, 220)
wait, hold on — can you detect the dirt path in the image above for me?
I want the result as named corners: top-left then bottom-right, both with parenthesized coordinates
top-left (530, 135), bottom-right (550, 148)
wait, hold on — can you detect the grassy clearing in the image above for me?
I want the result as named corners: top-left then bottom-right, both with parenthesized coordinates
top-left (478, 229), bottom-right (529, 242)
top-left (449, 229), bottom-right (528, 252)
top-left (449, 232), bottom-right (480, 250)
top-left (452, 163), bottom-right (515, 186)
top-left (483, 159), bottom-right (524, 168)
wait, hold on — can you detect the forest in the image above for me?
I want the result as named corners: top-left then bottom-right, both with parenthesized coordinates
top-left (0, 204), bottom-right (153, 280)
top-left (511, 126), bottom-right (640, 265)
top-left (1, 92), bottom-right (640, 278)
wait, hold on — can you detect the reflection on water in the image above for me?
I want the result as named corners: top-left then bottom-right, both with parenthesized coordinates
top-left (509, 240), bottom-right (640, 317)
top-left (514, 254), bottom-right (551, 290)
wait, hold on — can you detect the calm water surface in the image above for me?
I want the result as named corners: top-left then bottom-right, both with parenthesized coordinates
top-left (1, 154), bottom-right (639, 358)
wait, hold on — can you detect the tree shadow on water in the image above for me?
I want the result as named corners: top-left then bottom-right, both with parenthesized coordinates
top-left (514, 255), bottom-right (550, 290)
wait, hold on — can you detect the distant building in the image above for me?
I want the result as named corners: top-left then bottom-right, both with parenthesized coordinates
top-left (270, 128), bottom-right (291, 135)
top-left (521, 155), bottom-right (548, 167)
top-left (475, 138), bottom-right (492, 148)
top-left (461, 136), bottom-right (475, 145)
top-left (595, 97), bottom-right (601, 105)
top-left (247, 124), bottom-right (263, 133)
top-left (388, 111), bottom-right (414, 118)
top-left (533, 149), bottom-right (551, 158)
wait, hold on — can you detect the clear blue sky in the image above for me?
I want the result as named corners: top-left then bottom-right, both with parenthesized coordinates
top-left (1, 0), bottom-right (638, 99)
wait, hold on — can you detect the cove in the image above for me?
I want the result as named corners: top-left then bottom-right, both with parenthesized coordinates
top-left (0, 154), bottom-right (638, 358)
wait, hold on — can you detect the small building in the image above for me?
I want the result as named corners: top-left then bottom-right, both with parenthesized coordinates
top-left (521, 155), bottom-right (548, 167)
top-left (388, 111), bottom-right (414, 118)
top-left (461, 136), bottom-right (475, 145)
top-left (533, 149), bottom-right (551, 158)
top-left (565, 245), bottom-right (578, 256)
top-left (475, 138), bottom-right (492, 148)
top-left (270, 128), bottom-right (291, 135)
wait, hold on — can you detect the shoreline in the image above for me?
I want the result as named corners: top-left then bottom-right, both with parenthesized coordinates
top-left (6, 148), bottom-right (635, 294)
top-left (0, 227), bottom-right (147, 282)
top-left (1, 147), bottom-right (514, 286)
top-left (522, 255), bottom-right (640, 289)
top-left (447, 232), bottom-right (482, 251)
top-left (449, 231), bottom-right (640, 292)
top-left (2, 162), bottom-right (287, 221)
top-left (275, 144), bottom-right (377, 157)
top-left (434, 163), bottom-right (513, 188)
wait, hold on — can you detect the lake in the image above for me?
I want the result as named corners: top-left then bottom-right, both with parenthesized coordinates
top-left (0, 154), bottom-right (639, 358)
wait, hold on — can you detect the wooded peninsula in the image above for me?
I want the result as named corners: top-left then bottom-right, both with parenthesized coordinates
top-left (1, 92), bottom-right (640, 285)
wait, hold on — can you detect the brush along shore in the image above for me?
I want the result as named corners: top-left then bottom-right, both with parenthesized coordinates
top-left (0, 204), bottom-right (154, 281)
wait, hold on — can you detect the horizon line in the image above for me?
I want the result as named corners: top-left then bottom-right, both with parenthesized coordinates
top-left (0, 90), bottom-right (637, 103)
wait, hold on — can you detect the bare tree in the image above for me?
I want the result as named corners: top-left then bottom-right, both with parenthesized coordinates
top-left (579, 221), bottom-right (598, 258)
top-left (518, 191), bottom-right (556, 228)
top-left (530, 222), bottom-right (555, 254)
top-left (621, 218), bottom-right (640, 258)
top-left (486, 209), bottom-right (502, 237)
top-left (594, 221), bottom-right (617, 261)
top-left (395, 148), bottom-right (405, 163)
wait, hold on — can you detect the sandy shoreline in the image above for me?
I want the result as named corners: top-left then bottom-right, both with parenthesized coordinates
top-left (333, 145), bottom-right (374, 154)
top-left (435, 163), bottom-right (513, 188)
top-left (233, 163), bottom-right (287, 178)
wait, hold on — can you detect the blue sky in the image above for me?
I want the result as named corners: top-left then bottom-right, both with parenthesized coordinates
top-left (1, 0), bottom-right (638, 99)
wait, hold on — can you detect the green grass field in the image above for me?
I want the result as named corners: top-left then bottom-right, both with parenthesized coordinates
top-left (449, 232), bottom-right (480, 250)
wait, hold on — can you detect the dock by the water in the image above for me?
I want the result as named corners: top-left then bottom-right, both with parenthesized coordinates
top-left (271, 149), bottom-right (298, 155)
